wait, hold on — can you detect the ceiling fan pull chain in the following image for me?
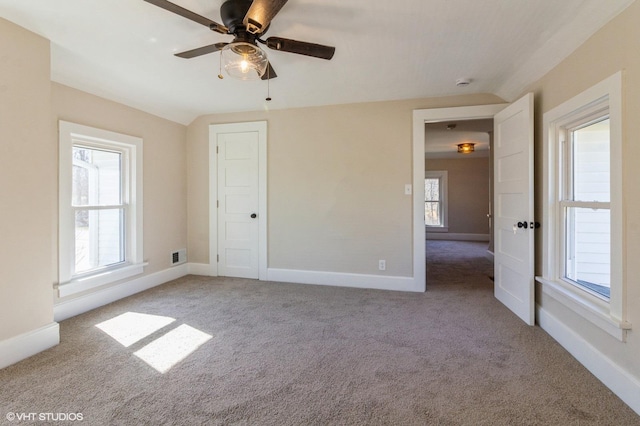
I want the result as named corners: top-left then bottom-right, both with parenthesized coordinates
top-left (218, 52), bottom-right (224, 79)
top-left (265, 65), bottom-right (272, 101)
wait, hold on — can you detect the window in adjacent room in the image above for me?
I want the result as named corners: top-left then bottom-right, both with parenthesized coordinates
top-left (59, 121), bottom-right (144, 297)
top-left (425, 170), bottom-right (448, 231)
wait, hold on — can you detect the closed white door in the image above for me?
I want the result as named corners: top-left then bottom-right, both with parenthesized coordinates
top-left (216, 128), bottom-right (260, 279)
top-left (493, 93), bottom-right (535, 325)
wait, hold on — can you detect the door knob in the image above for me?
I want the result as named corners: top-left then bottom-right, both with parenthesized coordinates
top-left (250, 213), bottom-right (257, 219)
top-left (515, 221), bottom-right (540, 230)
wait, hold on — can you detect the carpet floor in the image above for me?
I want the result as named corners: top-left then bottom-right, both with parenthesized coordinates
top-left (1, 241), bottom-right (638, 425)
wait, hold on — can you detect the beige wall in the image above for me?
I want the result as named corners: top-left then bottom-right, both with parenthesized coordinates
top-left (0, 19), bottom-right (54, 340)
top-left (52, 83), bottom-right (188, 300)
top-left (0, 15), bottom-right (188, 347)
top-left (425, 157), bottom-right (490, 235)
top-left (187, 94), bottom-right (503, 277)
top-left (525, 0), bottom-right (640, 382)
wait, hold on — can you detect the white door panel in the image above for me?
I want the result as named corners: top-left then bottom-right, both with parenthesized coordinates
top-left (217, 130), bottom-right (260, 279)
top-left (494, 93), bottom-right (535, 325)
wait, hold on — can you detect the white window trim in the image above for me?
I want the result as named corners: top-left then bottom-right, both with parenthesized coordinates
top-left (424, 170), bottom-right (448, 232)
top-left (538, 72), bottom-right (630, 341)
top-left (58, 121), bottom-right (145, 297)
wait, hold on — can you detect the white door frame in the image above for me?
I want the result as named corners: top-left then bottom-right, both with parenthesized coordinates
top-left (412, 104), bottom-right (507, 291)
top-left (209, 121), bottom-right (268, 279)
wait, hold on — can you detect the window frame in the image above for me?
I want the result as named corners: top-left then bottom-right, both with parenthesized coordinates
top-left (72, 144), bottom-right (127, 275)
top-left (59, 121), bottom-right (145, 297)
top-left (424, 170), bottom-right (448, 232)
top-left (559, 112), bottom-right (611, 299)
top-left (538, 72), bottom-right (630, 341)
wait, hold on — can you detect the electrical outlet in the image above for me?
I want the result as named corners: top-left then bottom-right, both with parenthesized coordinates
top-left (378, 260), bottom-right (386, 271)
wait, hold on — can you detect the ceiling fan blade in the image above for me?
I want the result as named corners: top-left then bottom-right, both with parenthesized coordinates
top-left (175, 43), bottom-right (228, 59)
top-left (261, 62), bottom-right (278, 80)
top-left (144, 0), bottom-right (228, 34)
top-left (265, 37), bottom-right (335, 60)
top-left (243, 0), bottom-right (289, 35)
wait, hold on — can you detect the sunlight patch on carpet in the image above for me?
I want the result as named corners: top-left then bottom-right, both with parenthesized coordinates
top-left (133, 324), bottom-right (212, 373)
top-left (95, 312), bottom-right (176, 347)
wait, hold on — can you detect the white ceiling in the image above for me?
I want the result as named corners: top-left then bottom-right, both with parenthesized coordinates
top-left (0, 0), bottom-right (635, 125)
top-left (425, 119), bottom-right (493, 159)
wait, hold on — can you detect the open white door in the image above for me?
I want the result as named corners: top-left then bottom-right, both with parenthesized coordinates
top-left (493, 93), bottom-right (535, 325)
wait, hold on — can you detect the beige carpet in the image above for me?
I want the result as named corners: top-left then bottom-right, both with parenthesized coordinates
top-left (1, 241), bottom-right (638, 425)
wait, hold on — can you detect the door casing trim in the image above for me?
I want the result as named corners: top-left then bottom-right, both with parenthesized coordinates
top-left (413, 104), bottom-right (507, 291)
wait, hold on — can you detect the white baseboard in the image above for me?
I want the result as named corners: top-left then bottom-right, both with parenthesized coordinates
top-left (176, 263), bottom-right (422, 292)
top-left (537, 305), bottom-right (640, 416)
top-left (486, 250), bottom-right (494, 261)
top-left (267, 268), bottom-right (421, 292)
top-left (54, 264), bottom-right (189, 322)
top-left (187, 263), bottom-right (211, 276)
top-left (0, 322), bottom-right (60, 370)
top-left (426, 233), bottom-right (490, 241)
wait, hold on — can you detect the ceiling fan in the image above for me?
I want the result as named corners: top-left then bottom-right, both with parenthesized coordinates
top-left (144, 0), bottom-right (336, 80)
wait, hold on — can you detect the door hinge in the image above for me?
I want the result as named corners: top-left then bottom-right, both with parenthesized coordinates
top-left (217, 254), bottom-right (219, 263)
top-left (216, 145), bottom-right (219, 154)
top-left (217, 200), bottom-right (219, 208)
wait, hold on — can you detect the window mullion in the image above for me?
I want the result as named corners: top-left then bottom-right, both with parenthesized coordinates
top-left (72, 204), bottom-right (125, 210)
top-left (560, 200), bottom-right (610, 209)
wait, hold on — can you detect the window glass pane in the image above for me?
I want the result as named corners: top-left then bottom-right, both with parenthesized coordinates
top-left (425, 202), bottom-right (440, 226)
top-left (75, 208), bottom-right (125, 274)
top-left (425, 178), bottom-right (441, 226)
top-left (425, 178), bottom-right (440, 202)
top-left (572, 118), bottom-right (610, 202)
top-left (72, 146), bottom-right (122, 206)
top-left (565, 207), bottom-right (610, 298)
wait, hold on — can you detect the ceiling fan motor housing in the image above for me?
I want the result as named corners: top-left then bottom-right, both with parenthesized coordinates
top-left (221, 0), bottom-right (254, 34)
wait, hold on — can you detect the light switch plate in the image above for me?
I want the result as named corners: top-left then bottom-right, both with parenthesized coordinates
top-left (404, 184), bottom-right (412, 195)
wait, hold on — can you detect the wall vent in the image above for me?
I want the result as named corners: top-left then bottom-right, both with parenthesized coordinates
top-left (171, 248), bottom-right (187, 266)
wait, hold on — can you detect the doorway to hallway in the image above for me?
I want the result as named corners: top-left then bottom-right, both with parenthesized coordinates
top-left (426, 240), bottom-right (493, 289)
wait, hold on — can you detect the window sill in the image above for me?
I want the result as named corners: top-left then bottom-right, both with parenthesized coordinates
top-left (536, 276), bottom-right (631, 341)
top-left (58, 262), bottom-right (148, 298)
top-left (425, 226), bottom-right (449, 233)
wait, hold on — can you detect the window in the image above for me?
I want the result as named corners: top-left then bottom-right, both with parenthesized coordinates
top-left (425, 171), bottom-right (448, 231)
top-left (59, 121), bottom-right (144, 297)
top-left (539, 72), bottom-right (629, 340)
top-left (561, 117), bottom-right (611, 298)
top-left (73, 146), bottom-right (125, 274)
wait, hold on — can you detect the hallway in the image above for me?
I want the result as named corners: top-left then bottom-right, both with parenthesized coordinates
top-left (426, 240), bottom-right (493, 290)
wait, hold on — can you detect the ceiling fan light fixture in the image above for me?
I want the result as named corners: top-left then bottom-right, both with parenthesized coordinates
top-left (221, 42), bottom-right (268, 80)
top-left (457, 142), bottom-right (475, 154)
